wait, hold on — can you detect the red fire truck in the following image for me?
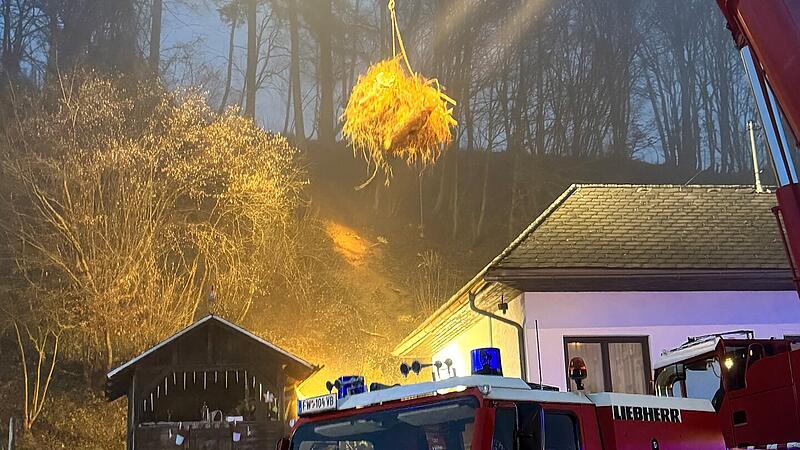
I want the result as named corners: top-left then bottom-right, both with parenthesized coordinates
top-left (655, 332), bottom-right (800, 448)
top-left (656, 2), bottom-right (800, 447)
top-left (279, 2), bottom-right (800, 450)
top-left (283, 349), bottom-right (725, 450)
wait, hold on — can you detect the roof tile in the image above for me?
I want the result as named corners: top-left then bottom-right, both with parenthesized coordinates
top-left (493, 185), bottom-right (788, 271)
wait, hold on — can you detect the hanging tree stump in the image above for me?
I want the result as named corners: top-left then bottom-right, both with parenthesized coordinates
top-left (342, 1), bottom-right (457, 189)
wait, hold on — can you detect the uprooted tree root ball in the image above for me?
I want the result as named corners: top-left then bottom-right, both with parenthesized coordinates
top-left (342, 57), bottom-right (457, 186)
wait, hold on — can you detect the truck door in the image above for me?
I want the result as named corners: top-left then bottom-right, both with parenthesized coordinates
top-left (721, 341), bottom-right (800, 446)
top-left (516, 403), bottom-right (602, 450)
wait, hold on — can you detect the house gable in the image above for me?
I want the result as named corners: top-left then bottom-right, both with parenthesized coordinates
top-left (393, 184), bottom-right (794, 358)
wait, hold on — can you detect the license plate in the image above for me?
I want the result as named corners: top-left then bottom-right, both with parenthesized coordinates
top-left (298, 393), bottom-right (337, 415)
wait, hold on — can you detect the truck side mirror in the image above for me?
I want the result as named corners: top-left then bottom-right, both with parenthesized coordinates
top-left (276, 437), bottom-right (290, 450)
top-left (745, 343), bottom-right (764, 368)
top-left (568, 357), bottom-right (588, 391)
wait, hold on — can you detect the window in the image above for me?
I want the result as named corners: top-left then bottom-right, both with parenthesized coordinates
top-left (544, 413), bottom-right (579, 450)
top-left (492, 408), bottom-right (515, 450)
top-left (517, 406), bottom-right (580, 450)
top-left (684, 359), bottom-right (722, 400)
top-left (564, 336), bottom-right (651, 394)
top-left (720, 344), bottom-right (748, 391)
top-left (291, 397), bottom-right (479, 450)
top-left (785, 335), bottom-right (800, 351)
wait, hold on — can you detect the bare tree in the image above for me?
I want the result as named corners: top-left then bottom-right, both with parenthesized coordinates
top-left (218, 1), bottom-right (243, 114)
top-left (314, 0), bottom-right (335, 143)
top-left (245, 0), bottom-right (257, 117)
top-left (288, 0), bottom-right (305, 141)
top-left (11, 317), bottom-right (62, 434)
top-left (150, 0), bottom-right (163, 72)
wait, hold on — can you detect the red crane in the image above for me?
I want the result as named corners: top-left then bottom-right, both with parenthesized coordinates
top-left (717, 0), bottom-right (800, 291)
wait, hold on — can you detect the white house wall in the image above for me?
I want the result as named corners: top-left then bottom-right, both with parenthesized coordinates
top-left (431, 294), bottom-right (525, 380)
top-left (524, 290), bottom-right (800, 391)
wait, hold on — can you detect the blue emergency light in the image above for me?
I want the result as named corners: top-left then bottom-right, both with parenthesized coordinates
top-left (470, 347), bottom-right (503, 376)
top-left (331, 375), bottom-right (366, 399)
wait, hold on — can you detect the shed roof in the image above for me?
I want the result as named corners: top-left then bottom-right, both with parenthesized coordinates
top-left (394, 184), bottom-right (794, 357)
top-left (106, 315), bottom-right (316, 400)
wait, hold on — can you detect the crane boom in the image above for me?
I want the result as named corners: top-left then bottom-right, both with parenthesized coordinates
top-left (716, 0), bottom-right (800, 293)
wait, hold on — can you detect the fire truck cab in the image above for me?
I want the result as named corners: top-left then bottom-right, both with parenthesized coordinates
top-left (655, 332), bottom-right (800, 448)
top-left (284, 349), bottom-right (724, 450)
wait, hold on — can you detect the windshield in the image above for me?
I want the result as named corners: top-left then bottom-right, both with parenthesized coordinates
top-left (291, 397), bottom-right (479, 450)
top-left (685, 358), bottom-right (722, 400)
top-left (655, 358), bottom-right (721, 405)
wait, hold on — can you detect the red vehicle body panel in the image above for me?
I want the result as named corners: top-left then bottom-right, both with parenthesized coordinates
top-left (540, 403), bottom-right (605, 450)
top-left (595, 407), bottom-right (724, 450)
top-left (658, 338), bottom-right (800, 447)
top-left (719, 347), bottom-right (800, 446)
top-left (774, 186), bottom-right (800, 289)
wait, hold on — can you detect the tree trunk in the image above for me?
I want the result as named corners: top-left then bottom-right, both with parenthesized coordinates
top-left (245, 0), bottom-right (258, 119)
top-left (508, 46), bottom-right (528, 239)
top-left (418, 172), bottom-right (425, 238)
top-left (342, 0), bottom-right (360, 113)
top-left (451, 26), bottom-right (472, 239)
top-left (283, 76), bottom-right (293, 134)
top-left (149, 0), bottom-right (163, 73)
top-left (433, 153), bottom-right (449, 213)
top-left (475, 150), bottom-right (490, 243)
top-left (533, 36), bottom-right (546, 155)
top-left (45, 2), bottom-right (60, 78)
top-left (475, 93), bottom-right (496, 243)
top-left (379, 0), bottom-right (388, 59)
top-left (372, 182), bottom-right (382, 211)
top-left (461, 38), bottom-right (475, 151)
top-left (289, 0), bottom-right (305, 141)
top-left (451, 151), bottom-right (459, 239)
top-left (317, 0), bottom-right (335, 143)
top-left (2, 0), bottom-right (11, 74)
top-left (718, 52), bottom-right (734, 173)
top-left (104, 329), bottom-right (113, 375)
top-left (218, 13), bottom-right (238, 115)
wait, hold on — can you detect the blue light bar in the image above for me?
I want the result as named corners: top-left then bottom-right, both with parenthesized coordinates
top-left (335, 376), bottom-right (366, 399)
top-left (471, 347), bottom-right (503, 376)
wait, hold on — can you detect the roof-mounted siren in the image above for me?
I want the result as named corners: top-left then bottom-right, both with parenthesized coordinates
top-left (470, 347), bottom-right (503, 376)
top-left (400, 360), bottom-right (436, 378)
top-left (326, 375), bottom-right (366, 399)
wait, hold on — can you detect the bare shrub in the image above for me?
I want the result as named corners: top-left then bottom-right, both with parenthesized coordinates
top-left (0, 72), bottom-right (306, 380)
top-left (410, 250), bottom-right (458, 314)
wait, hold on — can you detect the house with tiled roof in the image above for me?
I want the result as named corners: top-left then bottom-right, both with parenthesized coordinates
top-left (393, 184), bottom-right (800, 395)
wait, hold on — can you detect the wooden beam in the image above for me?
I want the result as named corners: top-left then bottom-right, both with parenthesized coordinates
top-left (127, 370), bottom-right (136, 450)
top-left (206, 322), bottom-right (214, 364)
top-left (277, 364), bottom-right (287, 433)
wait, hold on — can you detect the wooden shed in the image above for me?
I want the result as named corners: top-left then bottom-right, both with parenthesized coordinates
top-left (106, 315), bottom-right (316, 450)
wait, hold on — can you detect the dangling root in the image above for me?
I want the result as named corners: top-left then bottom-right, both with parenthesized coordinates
top-left (354, 165), bottom-right (380, 191)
